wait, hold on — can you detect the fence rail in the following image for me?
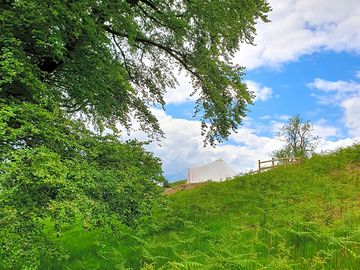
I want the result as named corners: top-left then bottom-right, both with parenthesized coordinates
top-left (257, 157), bottom-right (302, 172)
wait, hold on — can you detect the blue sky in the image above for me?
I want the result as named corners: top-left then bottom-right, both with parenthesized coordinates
top-left (244, 52), bottom-right (360, 138)
top-left (127, 0), bottom-right (360, 181)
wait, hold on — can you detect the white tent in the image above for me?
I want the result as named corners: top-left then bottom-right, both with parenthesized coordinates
top-left (187, 158), bottom-right (237, 184)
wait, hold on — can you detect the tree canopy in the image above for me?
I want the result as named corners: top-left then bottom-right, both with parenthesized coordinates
top-left (273, 115), bottom-right (320, 159)
top-left (1, 0), bottom-right (270, 144)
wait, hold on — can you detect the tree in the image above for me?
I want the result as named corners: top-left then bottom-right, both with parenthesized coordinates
top-left (0, 102), bottom-right (165, 268)
top-left (273, 115), bottom-right (319, 159)
top-left (0, 0), bottom-right (270, 268)
top-left (1, 0), bottom-right (270, 144)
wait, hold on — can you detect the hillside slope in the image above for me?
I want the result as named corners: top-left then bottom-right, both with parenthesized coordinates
top-left (39, 145), bottom-right (360, 269)
top-left (142, 145), bottom-right (360, 269)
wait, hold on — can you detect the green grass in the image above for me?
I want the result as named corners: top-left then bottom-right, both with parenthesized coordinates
top-left (39, 145), bottom-right (360, 269)
top-left (169, 179), bottom-right (187, 187)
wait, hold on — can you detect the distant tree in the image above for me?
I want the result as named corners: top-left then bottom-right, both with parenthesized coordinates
top-left (273, 115), bottom-right (319, 159)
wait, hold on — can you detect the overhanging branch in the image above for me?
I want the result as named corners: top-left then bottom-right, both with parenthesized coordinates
top-left (104, 26), bottom-right (199, 79)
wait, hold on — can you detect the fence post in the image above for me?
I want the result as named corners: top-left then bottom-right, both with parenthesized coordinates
top-left (258, 160), bottom-right (261, 172)
top-left (271, 158), bottom-right (275, 169)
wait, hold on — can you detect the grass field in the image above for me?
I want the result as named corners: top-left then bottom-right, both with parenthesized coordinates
top-left (36, 145), bottom-right (360, 269)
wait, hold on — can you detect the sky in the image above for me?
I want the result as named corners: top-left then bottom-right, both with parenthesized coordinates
top-left (125, 0), bottom-right (360, 181)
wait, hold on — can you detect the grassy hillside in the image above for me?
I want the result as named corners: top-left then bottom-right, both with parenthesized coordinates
top-left (38, 145), bottom-right (359, 269)
top-left (170, 179), bottom-right (187, 187)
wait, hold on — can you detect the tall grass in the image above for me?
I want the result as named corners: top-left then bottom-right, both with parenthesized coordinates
top-left (36, 145), bottom-right (360, 269)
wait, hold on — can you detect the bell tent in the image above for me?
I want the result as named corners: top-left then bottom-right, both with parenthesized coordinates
top-left (187, 158), bottom-right (237, 184)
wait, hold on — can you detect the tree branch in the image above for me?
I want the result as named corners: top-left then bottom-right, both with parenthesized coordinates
top-left (111, 34), bottom-right (135, 81)
top-left (104, 26), bottom-right (199, 79)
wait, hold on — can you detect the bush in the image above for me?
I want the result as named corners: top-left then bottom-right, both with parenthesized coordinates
top-left (0, 101), bottom-right (165, 269)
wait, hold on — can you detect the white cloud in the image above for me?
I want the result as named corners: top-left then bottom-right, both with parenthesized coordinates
top-left (278, 115), bottom-right (290, 121)
top-left (316, 137), bottom-right (359, 153)
top-left (356, 71), bottom-right (360, 79)
top-left (235, 0), bottom-right (360, 70)
top-left (150, 111), bottom-right (282, 178)
top-left (124, 109), bottom-right (285, 179)
top-left (308, 78), bottom-right (360, 137)
top-left (260, 115), bottom-right (272, 120)
top-left (259, 114), bottom-right (290, 121)
top-left (246, 80), bottom-right (272, 101)
top-left (164, 75), bottom-right (273, 105)
top-left (163, 72), bottom-right (198, 104)
top-left (229, 128), bottom-right (284, 150)
top-left (269, 120), bottom-right (286, 134)
top-left (313, 123), bottom-right (339, 139)
top-left (307, 78), bottom-right (360, 93)
top-left (342, 96), bottom-right (360, 136)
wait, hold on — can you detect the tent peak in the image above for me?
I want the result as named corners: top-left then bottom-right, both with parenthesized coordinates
top-left (187, 158), bottom-right (237, 184)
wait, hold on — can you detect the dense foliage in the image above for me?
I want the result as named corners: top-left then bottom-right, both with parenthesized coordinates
top-left (273, 115), bottom-right (319, 159)
top-left (1, 0), bottom-right (270, 268)
top-left (0, 101), bottom-right (165, 268)
top-left (1, 0), bottom-right (270, 144)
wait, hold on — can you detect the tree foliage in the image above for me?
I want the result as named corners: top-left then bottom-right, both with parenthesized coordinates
top-left (0, 101), bottom-right (165, 268)
top-left (273, 115), bottom-right (319, 159)
top-left (1, 0), bottom-right (270, 144)
top-left (0, 0), bottom-right (270, 268)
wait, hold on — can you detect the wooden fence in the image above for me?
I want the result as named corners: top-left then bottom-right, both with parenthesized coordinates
top-left (257, 157), bottom-right (302, 172)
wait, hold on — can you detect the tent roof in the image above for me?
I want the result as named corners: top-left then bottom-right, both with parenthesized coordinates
top-left (187, 158), bottom-right (237, 184)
